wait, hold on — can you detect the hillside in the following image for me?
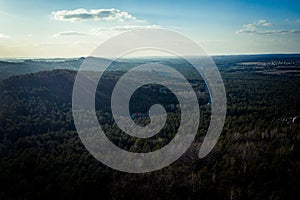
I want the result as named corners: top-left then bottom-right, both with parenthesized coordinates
top-left (0, 60), bottom-right (299, 199)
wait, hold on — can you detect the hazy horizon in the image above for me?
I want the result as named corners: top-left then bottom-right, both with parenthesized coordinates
top-left (1, 53), bottom-right (300, 61)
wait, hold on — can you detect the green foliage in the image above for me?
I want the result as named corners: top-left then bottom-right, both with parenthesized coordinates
top-left (0, 56), bottom-right (300, 199)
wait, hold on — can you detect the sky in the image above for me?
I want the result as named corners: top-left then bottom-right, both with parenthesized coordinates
top-left (0, 0), bottom-right (299, 58)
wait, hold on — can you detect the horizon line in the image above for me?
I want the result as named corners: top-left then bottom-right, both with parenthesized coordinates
top-left (0, 53), bottom-right (300, 60)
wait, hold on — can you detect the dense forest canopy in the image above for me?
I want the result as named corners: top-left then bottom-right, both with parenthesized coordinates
top-left (0, 55), bottom-right (299, 199)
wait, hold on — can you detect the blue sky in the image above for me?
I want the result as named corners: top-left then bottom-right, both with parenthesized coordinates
top-left (0, 0), bottom-right (299, 57)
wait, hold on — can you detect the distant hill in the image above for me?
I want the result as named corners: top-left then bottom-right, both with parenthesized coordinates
top-left (0, 58), bottom-right (82, 81)
top-left (1, 54), bottom-right (299, 81)
top-left (0, 57), bottom-right (132, 81)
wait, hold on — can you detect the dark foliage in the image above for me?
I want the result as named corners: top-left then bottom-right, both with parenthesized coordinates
top-left (0, 56), bottom-right (299, 199)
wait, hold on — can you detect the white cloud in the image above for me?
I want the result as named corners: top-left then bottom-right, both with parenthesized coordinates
top-left (235, 19), bottom-right (300, 35)
top-left (256, 30), bottom-right (288, 35)
top-left (260, 22), bottom-right (273, 27)
top-left (235, 29), bottom-right (257, 34)
top-left (53, 25), bottom-right (161, 37)
top-left (289, 30), bottom-right (300, 33)
top-left (242, 23), bottom-right (256, 29)
top-left (240, 19), bottom-right (274, 31)
top-left (0, 33), bottom-right (9, 39)
top-left (51, 8), bottom-right (137, 22)
top-left (89, 25), bottom-right (160, 34)
top-left (53, 31), bottom-right (88, 37)
top-left (257, 19), bottom-right (273, 26)
top-left (236, 29), bottom-right (300, 35)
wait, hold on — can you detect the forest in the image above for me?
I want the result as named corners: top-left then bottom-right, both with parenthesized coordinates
top-left (0, 55), bottom-right (299, 199)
